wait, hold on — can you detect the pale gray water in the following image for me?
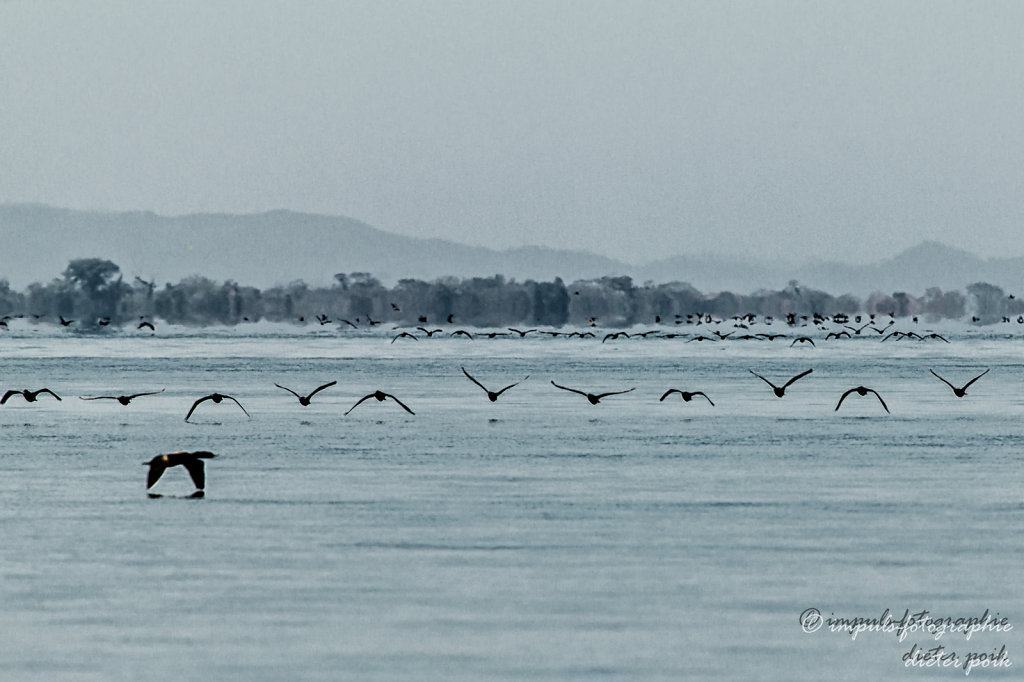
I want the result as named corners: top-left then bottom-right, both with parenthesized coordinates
top-left (0, 324), bottom-right (1020, 680)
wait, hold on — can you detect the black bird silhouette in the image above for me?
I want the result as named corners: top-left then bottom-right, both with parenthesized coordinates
top-left (79, 389), bottom-right (165, 405)
top-left (391, 332), bottom-right (418, 343)
top-left (835, 386), bottom-right (889, 413)
top-left (790, 336), bottom-right (815, 347)
top-left (550, 381), bottom-right (635, 404)
top-left (461, 367), bottom-right (529, 402)
top-left (417, 327), bottom-right (442, 337)
top-left (508, 328), bottom-right (538, 337)
top-left (137, 321), bottom-right (155, 331)
top-left (184, 393), bottom-right (250, 421)
top-left (275, 381), bottom-right (337, 406)
top-left (825, 331), bottom-right (851, 340)
top-left (144, 451), bottom-right (217, 491)
top-left (1, 388), bottom-right (62, 404)
top-left (930, 369), bottom-right (989, 398)
top-left (922, 333), bottom-right (950, 343)
top-left (59, 316), bottom-right (74, 327)
top-left (748, 369), bottom-right (813, 397)
top-left (659, 389), bottom-right (714, 406)
top-left (345, 390), bottom-right (415, 416)
top-left (450, 329), bottom-right (474, 339)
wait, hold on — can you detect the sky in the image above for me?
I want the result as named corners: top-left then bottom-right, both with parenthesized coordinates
top-left (2, 0), bottom-right (1023, 266)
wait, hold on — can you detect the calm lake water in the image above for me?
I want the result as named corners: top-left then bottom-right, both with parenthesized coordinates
top-left (0, 322), bottom-right (1020, 680)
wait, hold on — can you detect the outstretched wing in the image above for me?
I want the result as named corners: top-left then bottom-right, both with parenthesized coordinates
top-left (962, 369), bottom-right (990, 390)
top-left (185, 395), bottom-right (213, 421)
top-left (344, 394), bottom-right (376, 415)
top-left (494, 376), bottom-right (529, 397)
top-left (275, 384), bottom-right (302, 399)
top-left (1, 390), bottom-right (20, 404)
top-left (551, 381), bottom-right (588, 397)
top-left (782, 369), bottom-right (813, 389)
top-left (307, 381), bottom-right (338, 399)
top-left (36, 389), bottom-right (61, 401)
top-left (929, 370), bottom-right (956, 392)
top-left (594, 388), bottom-right (636, 399)
top-left (127, 389), bottom-right (165, 399)
top-left (461, 367), bottom-right (489, 394)
top-left (693, 392), bottom-right (715, 406)
top-left (79, 396), bottom-right (117, 401)
top-left (834, 388), bottom-right (856, 411)
top-left (222, 395), bottom-right (251, 418)
top-left (146, 461), bottom-right (168, 489)
top-left (383, 393), bottom-right (415, 415)
top-left (659, 389), bottom-right (682, 401)
top-left (748, 370), bottom-right (778, 390)
top-left (867, 389), bottom-right (890, 413)
top-left (182, 458), bottom-right (207, 489)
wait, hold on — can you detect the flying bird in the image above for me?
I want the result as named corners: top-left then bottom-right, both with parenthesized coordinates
top-left (790, 336), bottom-right (815, 347)
top-left (184, 393), bottom-right (250, 421)
top-left (659, 389), bottom-right (714, 406)
top-left (345, 390), bottom-right (415, 416)
top-left (835, 386), bottom-right (890, 413)
top-left (550, 381), bottom-right (635, 404)
top-left (275, 381), bottom-right (337, 406)
top-left (1, 388), bottom-right (61, 404)
top-left (929, 369), bottom-right (989, 398)
top-left (748, 369), bottom-right (813, 397)
top-left (461, 367), bottom-right (529, 402)
top-left (144, 451), bottom-right (217, 491)
top-left (79, 389), bottom-right (165, 405)
top-left (391, 332), bottom-right (418, 343)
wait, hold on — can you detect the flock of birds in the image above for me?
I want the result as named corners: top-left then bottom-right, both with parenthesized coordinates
top-left (4, 309), bottom-right (993, 497)
top-left (3, 363), bottom-right (992, 497)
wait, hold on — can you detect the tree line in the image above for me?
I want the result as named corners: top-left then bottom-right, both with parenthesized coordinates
top-left (0, 258), bottom-right (1015, 329)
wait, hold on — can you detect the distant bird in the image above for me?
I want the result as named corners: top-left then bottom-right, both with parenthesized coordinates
top-left (450, 329), bottom-right (474, 339)
top-left (835, 386), bottom-right (889, 413)
top-left (602, 332), bottom-right (630, 343)
top-left (275, 381), bottom-right (337, 406)
top-left (79, 389), bottom-right (165, 405)
top-left (391, 332), bottom-right (418, 343)
top-left (345, 390), bottom-right (415, 416)
top-left (922, 333), bottom-right (950, 343)
top-left (137, 321), bottom-right (155, 331)
top-left (59, 316), bottom-right (74, 327)
top-left (929, 369), bottom-right (989, 398)
top-left (461, 367), bottom-right (529, 402)
top-left (790, 336), bottom-right (815, 347)
top-left (749, 369), bottom-right (813, 397)
top-left (550, 381), bottom-right (635, 404)
top-left (338, 318), bottom-right (358, 329)
top-left (659, 389), bottom-right (714, 406)
top-left (508, 328), bottom-right (537, 337)
top-left (417, 327), bottom-right (442, 337)
top-left (144, 451), bottom-right (216, 491)
top-left (1, 388), bottom-right (62, 404)
top-left (184, 393), bottom-right (250, 421)
top-left (825, 331), bottom-right (851, 340)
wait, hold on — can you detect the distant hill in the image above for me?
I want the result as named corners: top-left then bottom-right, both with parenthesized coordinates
top-left (1, 204), bottom-right (1021, 295)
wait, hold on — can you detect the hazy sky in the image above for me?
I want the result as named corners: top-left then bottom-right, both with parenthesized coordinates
top-left (2, 0), bottom-right (1023, 265)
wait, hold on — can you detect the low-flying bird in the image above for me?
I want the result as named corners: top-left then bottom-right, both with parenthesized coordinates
top-left (450, 329), bottom-right (474, 339)
top-left (508, 328), bottom-right (538, 337)
top-left (391, 332), bottom-right (418, 343)
top-left (417, 327), bottom-right (442, 337)
top-left (345, 390), bottom-right (415, 416)
top-left (790, 336), bottom-right (815, 347)
top-left (275, 381), bottom-right (337, 406)
top-left (659, 389), bottom-right (714, 406)
top-left (79, 389), bottom-right (165, 405)
top-left (461, 367), bottom-right (529, 402)
top-left (59, 316), bottom-right (74, 327)
top-left (835, 386), bottom-right (889, 413)
top-left (550, 381), bottom-right (635, 404)
top-left (929, 369), bottom-right (989, 398)
top-left (137, 321), bottom-right (155, 331)
top-left (748, 369), bottom-right (813, 397)
top-left (144, 451), bottom-right (216, 492)
top-left (1, 388), bottom-right (61, 404)
top-left (184, 393), bottom-right (250, 421)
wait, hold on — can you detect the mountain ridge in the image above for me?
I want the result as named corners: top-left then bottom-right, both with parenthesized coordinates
top-left (1, 204), bottom-right (1020, 295)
